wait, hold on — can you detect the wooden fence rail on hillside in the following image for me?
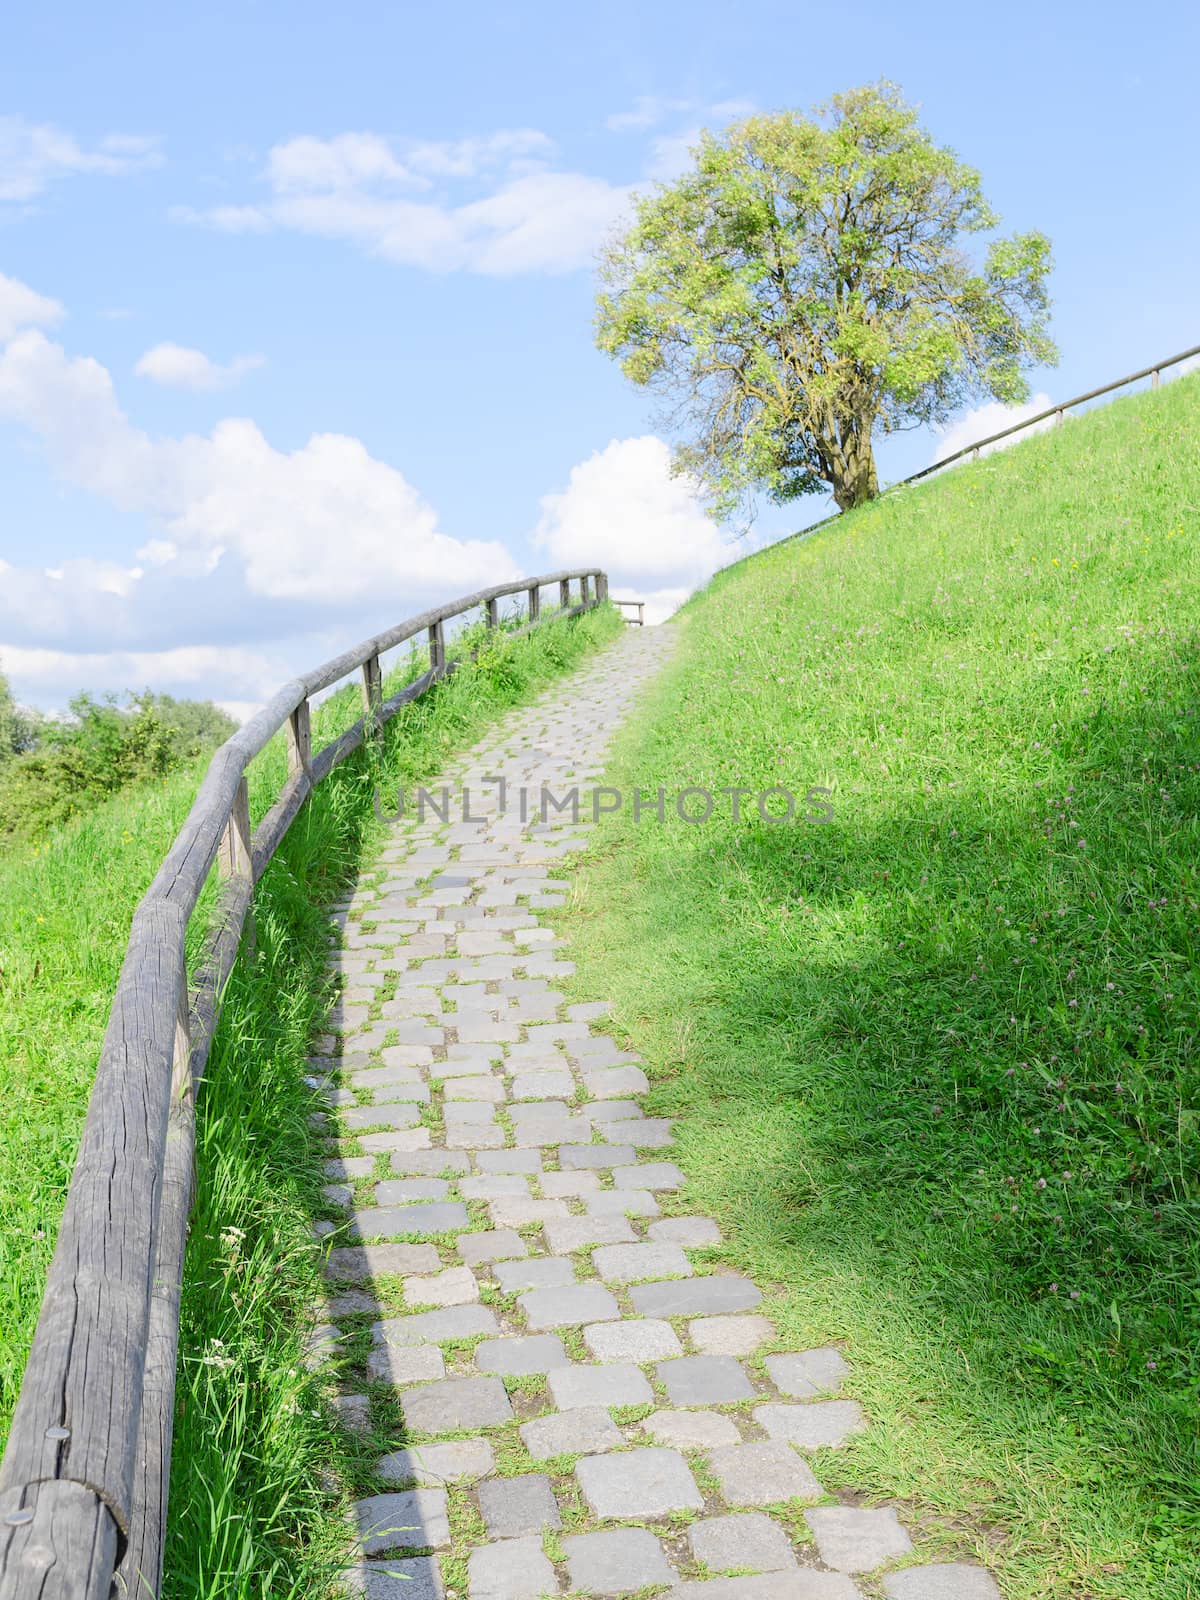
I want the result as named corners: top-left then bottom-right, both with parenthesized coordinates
top-left (0, 568), bottom-right (609, 1600)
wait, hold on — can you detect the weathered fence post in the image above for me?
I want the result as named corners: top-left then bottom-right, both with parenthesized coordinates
top-left (428, 621), bottom-right (445, 677)
top-left (596, 572), bottom-right (608, 603)
top-left (361, 653), bottom-right (383, 735)
top-left (486, 597), bottom-right (499, 630)
top-left (559, 578), bottom-right (571, 609)
top-left (218, 776), bottom-right (255, 953)
top-left (287, 699), bottom-right (312, 779)
top-left (1152, 368), bottom-right (1161, 389)
top-left (527, 584), bottom-right (540, 623)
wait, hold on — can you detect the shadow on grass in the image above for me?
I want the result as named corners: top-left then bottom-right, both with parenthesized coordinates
top-left (599, 667), bottom-right (1200, 1577)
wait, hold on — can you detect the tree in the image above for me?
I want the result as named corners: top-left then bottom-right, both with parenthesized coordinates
top-left (596, 83), bottom-right (1056, 515)
top-left (0, 667), bottom-right (41, 765)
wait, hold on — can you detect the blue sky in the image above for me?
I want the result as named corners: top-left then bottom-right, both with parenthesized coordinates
top-left (1, 0), bottom-right (1197, 712)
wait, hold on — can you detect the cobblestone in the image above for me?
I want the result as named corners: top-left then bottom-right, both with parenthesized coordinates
top-left (312, 628), bottom-right (992, 1600)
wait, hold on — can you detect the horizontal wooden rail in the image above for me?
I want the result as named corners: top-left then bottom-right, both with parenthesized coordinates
top-left (612, 598), bottom-right (646, 626)
top-left (0, 568), bottom-right (607, 1600)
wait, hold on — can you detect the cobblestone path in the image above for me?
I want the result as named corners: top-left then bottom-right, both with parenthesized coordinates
top-left (312, 625), bottom-right (1000, 1600)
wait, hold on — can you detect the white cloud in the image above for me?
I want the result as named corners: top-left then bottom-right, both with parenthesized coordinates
top-left (0, 310), bottom-right (520, 705)
top-left (0, 116), bottom-right (162, 203)
top-left (135, 342), bottom-right (264, 391)
top-left (0, 272), bottom-right (64, 340)
top-left (604, 97), bottom-right (691, 133)
top-left (932, 393), bottom-right (1055, 463)
top-left (176, 128), bottom-right (631, 275)
top-left (534, 435), bottom-right (731, 622)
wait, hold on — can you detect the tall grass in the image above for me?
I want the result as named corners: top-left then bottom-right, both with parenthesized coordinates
top-left (560, 377), bottom-right (1200, 1600)
top-left (0, 603), bottom-right (621, 1596)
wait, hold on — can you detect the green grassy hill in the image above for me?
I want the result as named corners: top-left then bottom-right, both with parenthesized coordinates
top-left (563, 375), bottom-right (1200, 1600)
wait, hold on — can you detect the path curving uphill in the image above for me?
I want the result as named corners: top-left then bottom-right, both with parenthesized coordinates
top-left (314, 625), bottom-right (997, 1600)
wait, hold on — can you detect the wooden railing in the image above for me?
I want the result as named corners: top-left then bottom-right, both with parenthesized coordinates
top-left (612, 598), bottom-right (645, 626)
top-left (0, 568), bottom-right (608, 1600)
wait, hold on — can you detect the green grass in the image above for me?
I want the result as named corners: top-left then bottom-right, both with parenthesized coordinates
top-left (560, 377), bottom-right (1200, 1600)
top-left (0, 602), bottom-right (622, 1596)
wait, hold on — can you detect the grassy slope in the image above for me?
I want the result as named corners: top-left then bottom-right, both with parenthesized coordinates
top-left (560, 378), bottom-right (1200, 1600)
top-left (0, 605), bottom-right (622, 1597)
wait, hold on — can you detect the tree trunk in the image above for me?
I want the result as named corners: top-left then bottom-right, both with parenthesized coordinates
top-left (829, 422), bottom-right (879, 511)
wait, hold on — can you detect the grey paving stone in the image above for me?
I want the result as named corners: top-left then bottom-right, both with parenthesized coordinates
top-left (475, 1149), bottom-right (542, 1174)
top-left (401, 1376), bottom-right (513, 1435)
top-left (359, 1129), bottom-right (434, 1155)
top-left (585, 1188), bottom-right (661, 1217)
top-left (478, 1473), bottom-right (561, 1539)
top-left (325, 1155), bottom-right (376, 1180)
top-left (326, 1243), bottom-right (440, 1282)
top-left (476, 1335), bottom-right (569, 1375)
top-left (689, 1314), bottom-right (776, 1356)
top-left (459, 1229), bottom-right (528, 1265)
top-left (343, 1103), bottom-right (423, 1131)
top-left (601, 1118), bottom-right (675, 1148)
top-left (630, 1277), bottom-right (762, 1318)
top-left (583, 1318), bottom-right (683, 1363)
top-left (460, 1174), bottom-right (531, 1201)
top-left (547, 1361), bottom-right (654, 1410)
top-left (643, 1409), bottom-right (742, 1450)
top-left (582, 1065), bottom-right (649, 1098)
top-left (689, 1512), bottom-right (797, 1573)
top-left (519, 1282), bottom-right (621, 1330)
top-left (706, 1441), bottom-right (824, 1507)
top-left (563, 1527), bottom-right (674, 1595)
top-left (323, 1183), bottom-right (354, 1208)
top-left (576, 1446), bottom-right (703, 1519)
top-left (390, 1151), bottom-right (472, 1177)
top-left (349, 1202), bottom-right (469, 1239)
top-left (353, 1488), bottom-right (449, 1552)
top-left (327, 1288), bottom-right (380, 1316)
top-left (511, 1068), bottom-right (576, 1100)
top-left (805, 1507), bottom-right (912, 1573)
top-left (493, 1256), bottom-right (576, 1293)
top-left (377, 1438), bottom-right (495, 1485)
top-left (657, 1354), bottom-right (756, 1406)
top-left (374, 1178), bottom-right (451, 1205)
top-left (367, 1344), bottom-right (447, 1385)
top-left (345, 1555), bottom-right (446, 1599)
top-left (374, 1305), bottom-right (499, 1347)
top-left (539, 1170), bottom-right (601, 1198)
top-left (593, 1241), bottom-right (694, 1285)
top-left (373, 1081), bottom-right (433, 1104)
top-left (558, 1143), bottom-right (637, 1170)
top-left (764, 1349), bottom-right (849, 1398)
top-left (445, 1101), bottom-right (500, 1125)
top-left (403, 1267), bottom-right (480, 1308)
top-left (612, 1160), bottom-right (685, 1190)
top-left (445, 1074), bottom-right (506, 1102)
top-left (649, 1216), bottom-right (723, 1248)
top-left (467, 1534), bottom-right (559, 1599)
top-left (587, 1099), bottom-right (642, 1122)
top-left (488, 1196), bottom-right (570, 1228)
top-left (520, 1405), bottom-right (624, 1460)
top-left (446, 1122), bottom-right (505, 1150)
top-left (542, 1215), bottom-right (636, 1254)
top-left (755, 1401), bottom-right (868, 1450)
top-left (668, 1576), bottom-right (861, 1599)
top-left (882, 1564), bottom-right (1002, 1600)
top-left (334, 1393), bottom-right (373, 1433)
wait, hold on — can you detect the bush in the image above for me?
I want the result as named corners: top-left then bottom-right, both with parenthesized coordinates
top-left (0, 691), bottom-right (236, 838)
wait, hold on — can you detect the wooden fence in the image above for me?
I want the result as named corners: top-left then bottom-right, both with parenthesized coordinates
top-left (0, 568), bottom-right (608, 1600)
